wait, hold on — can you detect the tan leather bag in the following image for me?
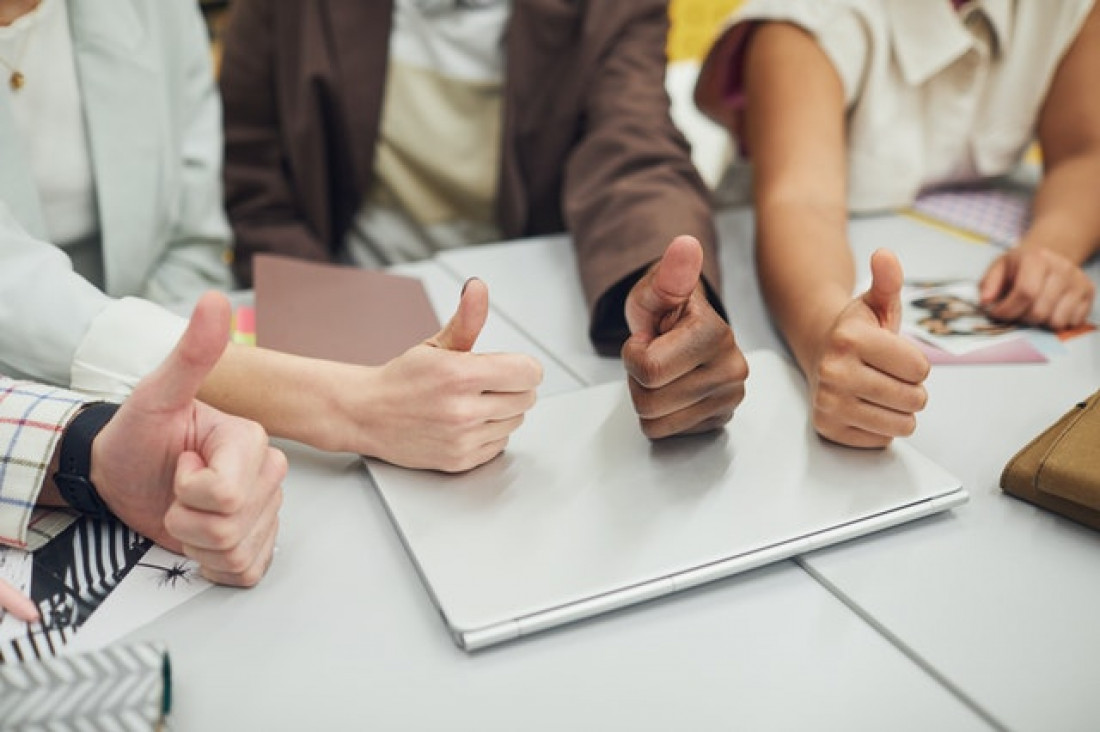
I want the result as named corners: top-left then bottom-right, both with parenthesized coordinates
top-left (1001, 391), bottom-right (1100, 530)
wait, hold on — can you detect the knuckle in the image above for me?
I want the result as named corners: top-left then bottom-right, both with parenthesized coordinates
top-left (897, 415), bottom-right (918, 438)
top-left (163, 505), bottom-right (185, 537)
top-left (268, 448), bottom-right (289, 481)
top-left (437, 359), bottom-right (473, 391)
top-left (221, 545), bottom-right (255, 576)
top-left (812, 386), bottom-right (839, 418)
top-left (440, 443), bottom-right (483, 473)
top-left (629, 386), bottom-right (660, 420)
top-left (703, 411), bottom-right (734, 431)
top-left (1016, 279), bottom-right (1040, 301)
top-left (527, 358), bottom-right (545, 385)
top-left (816, 356), bottom-right (847, 390)
top-left (811, 404), bottom-right (833, 433)
top-left (270, 486), bottom-right (285, 514)
top-left (830, 322), bottom-right (861, 354)
top-left (914, 386), bottom-right (929, 412)
top-left (225, 562), bottom-right (265, 589)
top-left (632, 354), bottom-right (665, 388)
top-left (519, 390), bottom-right (537, 412)
top-left (250, 419), bottom-right (270, 442)
top-left (639, 417), bottom-right (668, 441)
top-left (439, 400), bottom-right (478, 428)
top-left (916, 357), bottom-right (932, 383)
top-left (203, 518), bottom-right (242, 551)
top-left (212, 484), bottom-right (245, 516)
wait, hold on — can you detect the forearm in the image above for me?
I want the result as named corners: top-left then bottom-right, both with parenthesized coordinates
top-left (1025, 149), bottom-right (1100, 263)
top-left (197, 343), bottom-right (378, 454)
top-left (756, 198), bottom-right (853, 374)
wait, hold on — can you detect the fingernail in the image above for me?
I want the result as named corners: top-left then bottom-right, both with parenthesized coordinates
top-left (461, 277), bottom-right (479, 295)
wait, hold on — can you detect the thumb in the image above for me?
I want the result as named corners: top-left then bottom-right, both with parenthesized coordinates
top-left (979, 257), bottom-right (1007, 305)
top-left (628, 235), bottom-right (704, 336)
top-left (862, 249), bottom-right (904, 332)
top-left (430, 277), bottom-right (488, 352)
top-left (139, 291), bottom-right (232, 412)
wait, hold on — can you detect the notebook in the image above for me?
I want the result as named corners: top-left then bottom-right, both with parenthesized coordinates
top-left (365, 351), bottom-right (967, 651)
top-left (253, 254), bottom-right (440, 366)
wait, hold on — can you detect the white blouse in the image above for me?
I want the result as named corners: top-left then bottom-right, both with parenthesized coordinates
top-left (698, 0), bottom-right (1096, 212)
top-left (1, 0), bottom-right (100, 279)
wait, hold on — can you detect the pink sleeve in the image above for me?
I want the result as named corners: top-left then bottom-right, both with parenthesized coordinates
top-left (719, 22), bottom-right (761, 114)
top-left (696, 21), bottom-right (762, 156)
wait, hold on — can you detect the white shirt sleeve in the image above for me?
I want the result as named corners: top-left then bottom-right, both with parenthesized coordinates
top-left (70, 297), bottom-right (187, 400)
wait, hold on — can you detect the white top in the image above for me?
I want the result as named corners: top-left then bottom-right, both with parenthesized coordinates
top-left (0, 0), bottom-right (101, 283)
top-left (344, 0), bottom-right (509, 267)
top-left (698, 0), bottom-right (1096, 212)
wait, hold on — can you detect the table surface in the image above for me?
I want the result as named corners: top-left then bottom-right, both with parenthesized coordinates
top-left (130, 207), bottom-right (1100, 731)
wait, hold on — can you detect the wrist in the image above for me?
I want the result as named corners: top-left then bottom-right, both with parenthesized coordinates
top-left (311, 360), bottom-right (384, 455)
top-left (786, 286), bottom-right (852, 376)
top-left (1019, 219), bottom-right (1094, 265)
top-left (52, 402), bottom-right (120, 520)
top-left (334, 364), bottom-right (386, 456)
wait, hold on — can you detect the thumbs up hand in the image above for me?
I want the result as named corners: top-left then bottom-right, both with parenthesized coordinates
top-left (622, 236), bottom-right (748, 439)
top-left (427, 276), bottom-right (491, 353)
top-left (357, 278), bottom-right (543, 472)
top-left (91, 292), bottom-right (286, 587)
top-left (809, 249), bottom-right (930, 448)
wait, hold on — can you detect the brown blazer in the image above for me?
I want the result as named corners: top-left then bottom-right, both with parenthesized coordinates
top-left (220, 0), bottom-right (722, 353)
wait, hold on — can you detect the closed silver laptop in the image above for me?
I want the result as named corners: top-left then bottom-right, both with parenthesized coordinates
top-left (365, 351), bottom-right (967, 651)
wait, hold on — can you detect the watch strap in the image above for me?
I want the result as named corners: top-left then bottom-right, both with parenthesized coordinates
top-left (53, 402), bottom-right (120, 520)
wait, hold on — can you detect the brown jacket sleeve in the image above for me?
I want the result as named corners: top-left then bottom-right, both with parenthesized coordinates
top-left (563, 2), bottom-right (723, 354)
top-left (220, 0), bottom-right (330, 286)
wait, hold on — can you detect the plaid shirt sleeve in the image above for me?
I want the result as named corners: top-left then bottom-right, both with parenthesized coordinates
top-left (0, 378), bottom-right (90, 550)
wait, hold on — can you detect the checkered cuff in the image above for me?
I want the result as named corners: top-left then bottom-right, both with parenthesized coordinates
top-left (0, 379), bottom-right (90, 550)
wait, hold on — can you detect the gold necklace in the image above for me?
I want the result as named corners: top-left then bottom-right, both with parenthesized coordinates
top-left (0, 0), bottom-right (43, 91)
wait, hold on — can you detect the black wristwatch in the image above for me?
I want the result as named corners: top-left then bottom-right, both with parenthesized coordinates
top-left (53, 402), bottom-right (121, 521)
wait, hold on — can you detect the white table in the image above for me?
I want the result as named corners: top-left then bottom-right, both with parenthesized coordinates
top-left (436, 206), bottom-right (1100, 731)
top-left (130, 439), bottom-right (988, 731)
top-left (800, 217), bottom-right (1100, 732)
top-left (125, 236), bottom-right (998, 730)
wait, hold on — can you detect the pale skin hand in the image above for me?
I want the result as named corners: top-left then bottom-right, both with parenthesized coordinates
top-left (83, 293), bottom-right (287, 587)
top-left (622, 235), bottom-right (748, 439)
top-left (810, 250), bottom-right (930, 448)
top-left (347, 278), bottom-right (543, 472)
top-left (0, 577), bottom-right (37, 623)
top-left (194, 280), bottom-right (542, 471)
top-left (977, 3), bottom-right (1100, 330)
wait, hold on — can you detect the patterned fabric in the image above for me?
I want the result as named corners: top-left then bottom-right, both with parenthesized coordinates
top-left (0, 639), bottom-right (169, 726)
top-left (912, 186), bottom-right (1032, 246)
top-left (0, 378), bottom-right (88, 550)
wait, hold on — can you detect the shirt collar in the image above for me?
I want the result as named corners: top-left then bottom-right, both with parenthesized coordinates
top-left (886, 0), bottom-right (1014, 86)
